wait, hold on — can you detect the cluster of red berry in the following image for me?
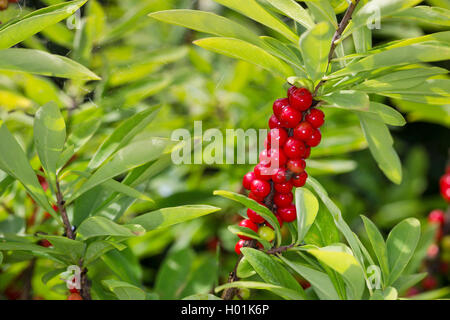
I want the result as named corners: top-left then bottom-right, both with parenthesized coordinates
top-left (235, 86), bottom-right (324, 254)
top-left (440, 169), bottom-right (450, 202)
top-left (0, 0), bottom-right (18, 11)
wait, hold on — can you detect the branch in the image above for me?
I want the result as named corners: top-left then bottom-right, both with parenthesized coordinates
top-left (266, 244), bottom-right (296, 255)
top-left (55, 180), bottom-right (74, 240)
top-left (313, 0), bottom-right (361, 96)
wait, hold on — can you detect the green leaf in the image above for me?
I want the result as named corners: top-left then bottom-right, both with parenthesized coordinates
top-left (36, 235), bottom-right (85, 264)
top-left (155, 248), bottom-right (194, 299)
top-left (390, 6), bottom-right (450, 26)
top-left (358, 112), bottom-right (402, 184)
top-left (306, 244), bottom-right (366, 299)
top-left (88, 106), bottom-right (161, 170)
top-left (215, 281), bottom-right (305, 300)
top-left (149, 10), bottom-right (260, 45)
top-left (0, 251), bottom-right (3, 265)
top-left (101, 248), bottom-right (142, 285)
top-left (129, 205), bottom-right (220, 232)
top-left (240, 248), bottom-right (306, 298)
top-left (360, 216), bottom-right (390, 284)
top-left (306, 159), bottom-right (357, 175)
top-left (183, 294), bottom-right (222, 300)
top-left (227, 225), bottom-right (271, 249)
top-left (392, 273), bottom-right (427, 294)
top-left (279, 255), bottom-right (339, 300)
top-left (236, 256), bottom-right (256, 278)
top-left (102, 280), bottom-right (146, 300)
top-left (194, 37), bottom-right (292, 77)
top-left (320, 90), bottom-right (370, 111)
top-left (0, 0), bottom-right (88, 49)
top-left (299, 22), bottom-right (333, 83)
top-left (0, 49), bottom-right (100, 80)
top-left (42, 267), bottom-right (67, 285)
top-left (213, 190), bottom-right (282, 246)
top-left (34, 102), bottom-right (66, 192)
top-left (368, 102), bottom-right (406, 127)
top-left (304, 0), bottom-right (338, 28)
top-left (77, 216), bottom-right (136, 239)
top-left (304, 205), bottom-right (340, 247)
top-left (67, 137), bottom-right (174, 203)
top-left (386, 218), bottom-right (421, 285)
top-left (0, 123), bottom-right (55, 218)
top-left (265, 0), bottom-right (315, 29)
top-left (84, 240), bottom-right (127, 265)
top-left (260, 36), bottom-right (306, 73)
top-left (213, 0), bottom-right (298, 42)
top-left (331, 42), bottom-right (450, 78)
top-left (370, 287), bottom-right (398, 300)
top-left (295, 187), bottom-right (319, 243)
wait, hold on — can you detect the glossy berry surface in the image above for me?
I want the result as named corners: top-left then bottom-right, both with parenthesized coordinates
top-left (274, 192), bottom-right (293, 208)
top-left (274, 181), bottom-right (293, 194)
top-left (254, 164), bottom-right (272, 180)
top-left (428, 210), bottom-right (445, 225)
top-left (235, 239), bottom-right (246, 255)
top-left (258, 226), bottom-right (275, 242)
top-left (273, 98), bottom-right (289, 117)
top-left (238, 219), bottom-right (259, 240)
top-left (288, 87), bottom-right (312, 111)
top-left (306, 108), bottom-right (325, 128)
top-left (306, 129), bottom-right (322, 147)
top-left (279, 106), bottom-right (302, 128)
top-left (287, 159), bottom-right (306, 174)
top-left (283, 137), bottom-right (306, 159)
top-left (266, 128), bottom-right (288, 148)
top-left (278, 205), bottom-right (297, 222)
top-left (242, 171), bottom-right (256, 190)
top-left (250, 179), bottom-right (271, 198)
top-left (247, 208), bottom-right (265, 224)
top-left (268, 114), bottom-right (281, 129)
top-left (292, 172), bottom-right (308, 187)
top-left (293, 122), bottom-right (314, 141)
top-left (272, 167), bottom-right (288, 183)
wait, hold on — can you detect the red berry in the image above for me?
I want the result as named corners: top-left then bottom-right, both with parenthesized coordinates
top-left (287, 159), bottom-right (306, 174)
top-left (287, 86), bottom-right (296, 97)
top-left (306, 108), bottom-right (325, 128)
top-left (442, 187), bottom-right (450, 202)
top-left (235, 239), bottom-right (246, 255)
top-left (288, 87), bottom-right (312, 111)
top-left (274, 181), bottom-right (293, 194)
top-left (247, 208), bottom-right (265, 224)
top-left (272, 167), bottom-right (288, 183)
top-left (268, 114), bottom-right (281, 129)
top-left (274, 192), bottom-right (293, 208)
top-left (283, 137), bottom-right (306, 159)
top-left (273, 98), bottom-right (289, 117)
top-left (254, 163), bottom-right (273, 181)
top-left (304, 147), bottom-right (311, 159)
top-left (440, 173), bottom-right (450, 188)
top-left (248, 192), bottom-right (265, 203)
top-left (306, 129), bottom-right (321, 147)
top-left (292, 172), bottom-right (308, 187)
top-left (238, 219), bottom-right (259, 240)
top-left (266, 128), bottom-right (288, 148)
top-left (260, 148), bottom-right (287, 168)
top-left (243, 171), bottom-right (256, 190)
top-left (67, 293), bottom-right (83, 300)
top-left (250, 179), bottom-right (271, 198)
top-left (69, 288), bottom-right (79, 294)
top-left (293, 121), bottom-right (314, 141)
top-left (422, 275), bottom-right (438, 290)
top-left (278, 205), bottom-right (297, 222)
top-left (428, 209), bottom-right (445, 225)
top-left (38, 239), bottom-right (52, 248)
top-left (279, 106), bottom-right (302, 128)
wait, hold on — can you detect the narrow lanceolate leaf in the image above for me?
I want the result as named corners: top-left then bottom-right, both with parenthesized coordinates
top-left (34, 102), bottom-right (66, 192)
top-left (320, 90), bottom-right (370, 111)
top-left (306, 244), bottom-right (366, 300)
top-left (331, 43), bottom-right (450, 78)
top-left (368, 102), bottom-right (405, 127)
top-left (194, 38), bottom-right (292, 77)
top-left (386, 218), bottom-right (421, 285)
top-left (213, 190), bottom-right (282, 246)
top-left (358, 113), bottom-right (402, 184)
top-left (213, 0), bottom-right (298, 42)
top-left (149, 10), bottom-right (260, 45)
top-left (265, 0), bottom-right (315, 29)
top-left (240, 248), bottom-right (306, 298)
top-left (103, 280), bottom-right (146, 300)
top-left (129, 205), bottom-right (220, 232)
top-left (77, 216), bottom-right (136, 239)
top-left (0, 123), bottom-right (56, 219)
top-left (295, 187), bottom-right (319, 244)
top-left (360, 216), bottom-right (390, 284)
top-left (0, 0), bottom-right (88, 49)
top-left (299, 22), bottom-right (333, 83)
top-left (390, 6), bottom-right (450, 26)
top-left (0, 49), bottom-right (100, 80)
top-left (88, 106), bottom-right (161, 170)
top-left (214, 281), bottom-right (305, 300)
top-left (67, 138), bottom-right (175, 203)
top-left (304, 0), bottom-right (338, 28)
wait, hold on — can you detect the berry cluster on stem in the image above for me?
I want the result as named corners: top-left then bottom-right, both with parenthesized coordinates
top-left (235, 86), bottom-right (324, 254)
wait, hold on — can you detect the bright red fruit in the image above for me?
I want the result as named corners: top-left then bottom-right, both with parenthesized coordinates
top-left (254, 163), bottom-right (273, 180)
top-left (428, 209), bottom-right (445, 225)
top-left (238, 219), bottom-right (259, 240)
top-left (266, 128), bottom-right (288, 148)
top-left (274, 181), bottom-right (293, 194)
top-left (288, 87), bottom-right (312, 111)
top-left (235, 239), bottom-right (246, 255)
top-left (279, 106), bottom-right (302, 128)
top-left (250, 179), bottom-right (271, 198)
top-left (268, 114), bottom-right (281, 129)
top-left (287, 159), bottom-right (306, 174)
top-left (304, 147), bottom-right (311, 159)
top-left (306, 108), bottom-right (325, 128)
top-left (247, 208), bottom-right (265, 224)
top-left (272, 167), bottom-right (288, 183)
top-left (293, 121), bottom-right (314, 141)
top-left (260, 148), bottom-right (287, 167)
top-left (292, 172), bottom-right (308, 187)
top-left (243, 171), bottom-right (256, 190)
top-left (68, 293), bottom-right (83, 300)
top-left (306, 129), bottom-right (321, 147)
top-left (278, 205), bottom-right (297, 222)
top-left (274, 192), bottom-right (293, 208)
top-left (273, 98), bottom-right (289, 117)
top-left (422, 275), bottom-right (438, 290)
top-left (248, 192), bottom-right (264, 203)
top-left (283, 137), bottom-right (306, 159)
